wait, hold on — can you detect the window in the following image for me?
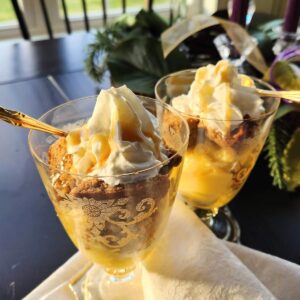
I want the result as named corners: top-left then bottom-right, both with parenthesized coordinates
top-left (0, 0), bottom-right (17, 26)
top-left (1, 0), bottom-right (286, 41)
top-left (0, 0), bottom-right (173, 40)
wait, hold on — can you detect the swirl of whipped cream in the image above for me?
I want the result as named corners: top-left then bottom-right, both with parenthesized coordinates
top-left (172, 60), bottom-right (265, 135)
top-left (66, 86), bottom-right (165, 185)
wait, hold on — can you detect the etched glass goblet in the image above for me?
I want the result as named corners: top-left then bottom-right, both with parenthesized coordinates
top-left (28, 96), bottom-right (189, 299)
top-left (155, 70), bottom-right (280, 242)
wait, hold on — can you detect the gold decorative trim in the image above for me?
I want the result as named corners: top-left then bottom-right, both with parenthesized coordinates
top-left (57, 193), bottom-right (158, 251)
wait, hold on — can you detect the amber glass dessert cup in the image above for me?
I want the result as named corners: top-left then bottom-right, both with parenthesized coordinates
top-left (155, 70), bottom-right (280, 242)
top-left (28, 96), bottom-right (189, 299)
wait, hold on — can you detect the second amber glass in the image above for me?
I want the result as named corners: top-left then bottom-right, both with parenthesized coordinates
top-left (155, 70), bottom-right (280, 241)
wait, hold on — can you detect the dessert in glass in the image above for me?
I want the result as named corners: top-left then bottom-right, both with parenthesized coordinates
top-left (155, 60), bottom-right (280, 241)
top-left (28, 86), bottom-right (189, 299)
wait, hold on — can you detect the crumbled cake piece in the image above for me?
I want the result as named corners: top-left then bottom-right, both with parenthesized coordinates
top-left (48, 137), bottom-right (176, 199)
top-left (48, 137), bottom-right (75, 194)
top-left (70, 175), bottom-right (170, 201)
top-left (163, 110), bottom-right (199, 150)
top-left (204, 115), bottom-right (259, 148)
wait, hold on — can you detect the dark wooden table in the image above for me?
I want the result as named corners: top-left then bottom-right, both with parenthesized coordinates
top-left (0, 32), bottom-right (299, 300)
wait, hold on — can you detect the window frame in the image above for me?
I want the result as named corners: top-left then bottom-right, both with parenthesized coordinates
top-left (0, 0), bottom-right (288, 41)
top-left (0, 0), bottom-right (171, 40)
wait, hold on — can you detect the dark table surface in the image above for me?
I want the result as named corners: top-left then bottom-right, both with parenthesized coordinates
top-left (0, 32), bottom-right (300, 300)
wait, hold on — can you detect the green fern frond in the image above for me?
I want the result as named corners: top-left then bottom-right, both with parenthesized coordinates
top-left (85, 41), bottom-right (107, 83)
top-left (264, 120), bottom-right (290, 189)
top-left (84, 24), bottom-right (129, 83)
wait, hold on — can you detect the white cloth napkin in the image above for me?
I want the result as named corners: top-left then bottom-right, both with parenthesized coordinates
top-left (25, 199), bottom-right (300, 300)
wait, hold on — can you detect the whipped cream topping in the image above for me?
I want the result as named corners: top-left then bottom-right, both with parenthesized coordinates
top-left (172, 60), bottom-right (265, 134)
top-left (66, 86), bottom-right (164, 185)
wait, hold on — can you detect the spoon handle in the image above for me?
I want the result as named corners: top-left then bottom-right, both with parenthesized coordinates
top-left (0, 106), bottom-right (67, 137)
top-left (257, 89), bottom-right (300, 103)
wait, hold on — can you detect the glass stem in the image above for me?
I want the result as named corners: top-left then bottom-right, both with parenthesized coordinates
top-left (99, 266), bottom-right (144, 300)
top-left (193, 206), bottom-right (241, 242)
top-left (194, 207), bottom-right (219, 227)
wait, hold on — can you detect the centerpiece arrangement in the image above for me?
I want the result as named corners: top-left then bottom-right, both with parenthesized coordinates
top-left (85, 2), bottom-right (300, 193)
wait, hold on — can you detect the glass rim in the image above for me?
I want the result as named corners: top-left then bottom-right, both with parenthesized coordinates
top-left (28, 95), bottom-right (190, 179)
top-left (155, 69), bottom-right (281, 122)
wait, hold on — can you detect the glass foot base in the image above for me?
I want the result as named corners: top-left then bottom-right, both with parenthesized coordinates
top-left (71, 264), bottom-right (144, 300)
top-left (195, 206), bottom-right (241, 243)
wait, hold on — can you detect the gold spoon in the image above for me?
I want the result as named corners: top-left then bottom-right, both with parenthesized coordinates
top-left (0, 106), bottom-right (67, 137)
top-left (256, 89), bottom-right (300, 103)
